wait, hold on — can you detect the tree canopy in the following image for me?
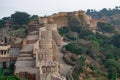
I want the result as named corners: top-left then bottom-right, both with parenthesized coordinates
top-left (65, 43), bottom-right (87, 54)
top-left (30, 15), bottom-right (39, 20)
top-left (11, 11), bottom-right (30, 25)
top-left (0, 76), bottom-right (19, 80)
top-left (112, 34), bottom-right (120, 48)
top-left (97, 22), bottom-right (114, 33)
top-left (0, 20), bottom-right (4, 28)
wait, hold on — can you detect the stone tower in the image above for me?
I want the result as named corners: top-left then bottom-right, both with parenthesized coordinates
top-left (35, 24), bottom-right (66, 80)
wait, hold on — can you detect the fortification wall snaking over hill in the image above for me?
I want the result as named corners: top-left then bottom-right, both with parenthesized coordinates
top-left (40, 11), bottom-right (97, 29)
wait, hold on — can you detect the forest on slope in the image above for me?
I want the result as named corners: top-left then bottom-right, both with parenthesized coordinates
top-left (58, 6), bottom-right (120, 80)
top-left (87, 6), bottom-right (120, 31)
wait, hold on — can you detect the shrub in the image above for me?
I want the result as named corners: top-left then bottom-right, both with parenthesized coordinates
top-left (97, 22), bottom-right (114, 33)
top-left (0, 76), bottom-right (19, 80)
top-left (65, 43), bottom-right (87, 54)
top-left (58, 27), bottom-right (69, 36)
top-left (0, 68), bottom-right (3, 75)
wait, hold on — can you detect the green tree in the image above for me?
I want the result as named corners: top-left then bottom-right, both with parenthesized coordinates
top-left (30, 15), bottom-right (39, 20)
top-left (108, 66), bottom-right (117, 80)
top-left (2, 17), bottom-right (10, 25)
top-left (0, 68), bottom-right (3, 75)
top-left (68, 17), bottom-right (82, 33)
top-left (11, 11), bottom-right (30, 25)
top-left (86, 9), bottom-right (91, 14)
top-left (73, 55), bottom-right (86, 80)
top-left (58, 27), bottom-right (69, 36)
top-left (112, 34), bottom-right (120, 48)
top-left (105, 59), bottom-right (118, 80)
top-left (65, 43), bottom-right (87, 54)
top-left (0, 17), bottom-right (10, 28)
top-left (79, 29), bottom-right (94, 39)
top-left (97, 22), bottom-right (114, 33)
top-left (77, 55), bottom-right (86, 74)
top-left (0, 20), bottom-right (4, 28)
top-left (90, 40), bottom-right (100, 52)
top-left (0, 76), bottom-right (19, 80)
top-left (3, 62), bottom-right (6, 69)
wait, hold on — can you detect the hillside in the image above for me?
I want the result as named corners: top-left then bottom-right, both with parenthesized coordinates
top-left (56, 9), bottom-right (120, 80)
top-left (0, 12), bottom-right (38, 47)
top-left (87, 6), bottom-right (120, 31)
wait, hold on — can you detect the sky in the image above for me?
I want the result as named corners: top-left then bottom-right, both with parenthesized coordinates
top-left (0, 0), bottom-right (120, 19)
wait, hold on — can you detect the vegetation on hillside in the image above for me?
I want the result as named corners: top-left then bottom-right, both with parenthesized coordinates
top-left (97, 22), bottom-right (114, 33)
top-left (0, 12), bottom-right (39, 43)
top-left (58, 10), bottom-right (120, 80)
top-left (87, 6), bottom-right (120, 32)
top-left (86, 6), bottom-right (120, 18)
top-left (11, 12), bottom-right (30, 25)
top-left (0, 76), bottom-right (19, 80)
top-left (0, 11), bottom-right (39, 29)
top-left (65, 43), bottom-right (87, 54)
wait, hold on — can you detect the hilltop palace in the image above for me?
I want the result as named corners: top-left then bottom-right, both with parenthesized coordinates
top-left (13, 18), bottom-right (66, 80)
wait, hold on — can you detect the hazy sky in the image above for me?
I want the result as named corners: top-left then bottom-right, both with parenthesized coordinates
top-left (0, 0), bottom-right (120, 19)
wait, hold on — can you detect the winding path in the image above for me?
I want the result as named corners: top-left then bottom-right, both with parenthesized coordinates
top-left (58, 41), bottom-right (72, 76)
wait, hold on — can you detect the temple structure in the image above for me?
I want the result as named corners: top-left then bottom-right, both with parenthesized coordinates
top-left (0, 37), bottom-right (10, 57)
top-left (15, 19), bottom-right (66, 80)
top-left (0, 37), bottom-right (11, 68)
top-left (0, 27), bottom-right (19, 68)
top-left (35, 25), bottom-right (65, 80)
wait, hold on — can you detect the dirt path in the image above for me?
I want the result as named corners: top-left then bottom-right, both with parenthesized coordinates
top-left (58, 41), bottom-right (72, 76)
